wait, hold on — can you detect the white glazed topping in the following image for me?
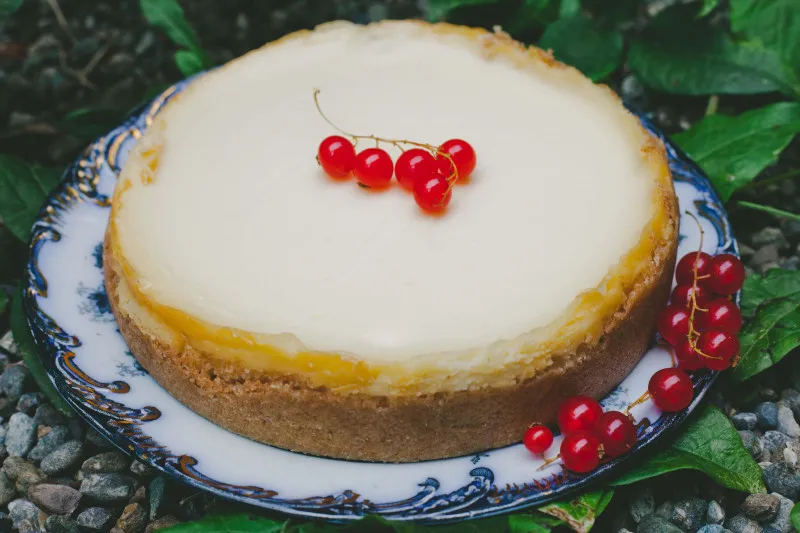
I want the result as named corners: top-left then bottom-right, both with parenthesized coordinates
top-left (114, 22), bottom-right (657, 362)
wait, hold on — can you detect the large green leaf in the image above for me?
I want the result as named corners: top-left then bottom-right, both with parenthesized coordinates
top-left (613, 405), bottom-right (766, 494)
top-left (733, 269), bottom-right (800, 382)
top-left (139, 0), bottom-right (208, 66)
top-left (174, 50), bottom-right (204, 77)
top-left (672, 103), bottom-right (800, 201)
top-left (628, 4), bottom-right (800, 98)
top-left (730, 0), bottom-right (800, 71)
top-left (791, 502), bottom-right (800, 531)
top-left (0, 155), bottom-right (61, 242)
top-left (539, 489), bottom-right (613, 533)
top-left (539, 15), bottom-right (623, 80)
top-left (425, 0), bottom-right (501, 21)
top-left (0, 0), bottom-right (24, 17)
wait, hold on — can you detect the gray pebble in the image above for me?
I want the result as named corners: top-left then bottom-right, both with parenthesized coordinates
top-left (8, 498), bottom-right (40, 529)
top-left (82, 452), bottom-right (128, 474)
top-left (81, 473), bottom-right (137, 503)
top-left (619, 529), bottom-right (634, 533)
top-left (18, 519), bottom-right (37, 533)
top-left (6, 413), bottom-right (37, 457)
top-left (732, 413), bottom-right (758, 431)
top-left (698, 526), bottom-right (732, 533)
top-left (77, 507), bottom-right (115, 532)
top-left (756, 402), bottom-right (779, 430)
top-left (656, 501), bottom-right (675, 520)
top-left (130, 460), bottom-right (155, 477)
top-left (763, 462), bottom-right (800, 499)
top-left (752, 227), bottom-right (789, 250)
top-left (763, 527), bottom-right (781, 533)
top-left (15, 393), bottom-right (44, 416)
top-left (28, 483), bottom-right (82, 515)
top-left (44, 515), bottom-right (80, 533)
top-left (86, 430), bottom-right (114, 450)
top-left (776, 406), bottom-right (800, 437)
top-left (33, 404), bottom-right (66, 427)
top-left (725, 514), bottom-right (762, 533)
top-left (28, 425), bottom-right (69, 461)
top-left (671, 497), bottom-right (707, 531)
top-left (742, 493), bottom-right (780, 521)
top-left (149, 476), bottom-right (166, 519)
top-left (783, 446), bottom-right (798, 468)
top-left (144, 516), bottom-right (179, 533)
top-left (637, 514), bottom-right (684, 533)
top-left (0, 471), bottom-right (15, 505)
top-left (784, 391), bottom-right (800, 421)
top-left (115, 502), bottom-right (147, 533)
top-left (707, 500), bottom-right (726, 525)
top-left (761, 431), bottom-right (790, 455)
top-left (3, 456), bottom-right (46, 493)
top-left (630, 487), bottom-right (656, 524)
top-left (1, 365), bottom-right (28, 401)
top-left (739, 431), bottom-right (764, 460)
top-left (41, 440), bottom-right (83, 475)
top-left (0, 425), bottom-right (6, 447)
top-left (765, 493), bottom-right (793, 533)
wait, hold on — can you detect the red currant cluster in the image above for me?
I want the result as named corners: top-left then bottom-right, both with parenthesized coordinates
top-left (658, 250), bottom-right (745, 372)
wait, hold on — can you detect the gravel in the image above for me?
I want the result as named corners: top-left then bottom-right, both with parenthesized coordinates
top-left (77, 506), bottom-right (115, 532)
top-left (763, 462), bottom-right (800, 500)
top-left (82, 452), bottom-right (128, 474)
top-left (756, 402), bottom-right (780, 431)
top-left (44, 515), bottom-right (81, 533)
top-left (115, 502), bottom-right (147, 533)
top-left (732, 413), bottom-right (758, 431)
top-left (5, 414), bottom-right (36, 457)
top-left (741, 493), bottom-right (780, 522)
top-left (80, 473), bottom-right (137, 503)
top-left (776, 406), bottom-right (800, 437)
top-left (766, 493), bottom-right (793, 533)
top-left (40, 440), bottom-right (83, 475)
top-left (707, 501), bottom-right (726, 525)
top-left (28, 426), bottom-right (69, 461)
top-left (28, 483), bottom-right (82, 515)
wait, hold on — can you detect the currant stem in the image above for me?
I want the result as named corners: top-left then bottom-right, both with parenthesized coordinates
top-left (536, 454), bottom-right (561, 471)
top-left (625, 390), bottom-right (650, 413)
top-left (683, 211), bottom-right (721, 361)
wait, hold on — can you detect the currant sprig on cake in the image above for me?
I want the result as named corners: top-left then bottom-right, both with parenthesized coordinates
top-left (313, 89), bottom-right (476, 213)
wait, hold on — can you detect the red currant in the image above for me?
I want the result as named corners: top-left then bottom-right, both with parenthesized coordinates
top-left (675, 251), bottom-right (712, 286)
top-left (707, 254), bottom-right (745, 295)
top-left (523, 424), bottom-right (554, 455)
top-left (696, 299), bottom-right (742, 334)
top-left (317, 136), bottom-right (356, 179)
top-left (395, 149), bottom-right (437, 191)
top-left (657, 305), bottom-right (690, 346)
top-left (560, 432), bottom-right (602, 473)
top-left (413, 174), bottom-right (452, 213)
top-left (648, 368), bottom-right (693, 412)
top-left (436, 139), bottom-right (476, 182)
top-left (670, 283), bottom-right (711, 309)
top-left (696, 330), bottom-right (739, 371)
top-left (594, 411), bottom-right (637, 458)
top-left (557, 396), bottom-right (603, 435)
top-left (675, 338), bottom-right (704, 372)
top-left (353, 148), bottom-right (394, 188)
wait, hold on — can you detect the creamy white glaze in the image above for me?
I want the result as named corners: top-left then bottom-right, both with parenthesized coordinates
top-left (115, 22), bottom-right (656, 362)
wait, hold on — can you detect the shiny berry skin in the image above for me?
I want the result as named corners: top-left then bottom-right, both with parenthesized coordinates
top-left (595, 411), bottom-right (637, 458)
top-left (671, 283), bottom-right (711, 309)
top-left (395, 149), bottom-right (437, 191)
top-left (707, 254), bottom-right (745, 295)
top-left (317, 136), bottom-right (356, 179)
top-left (436, 139), bottom-right (476, 182)
top-left (413, 174), bottom-right (452, 213)
top-left (353, 148), bottom-right (394, 188)
top-left (557, 396), bottom-right (603, 435)
top-left (675, 251), bottom-right (712, 286)
top-left (657, 305), bottom-right (691, 346)
top-left (648, 368), bottom-right (693, 412)
top-left (696, 330), bottom-right (739, 371)
top-left (523, 425), bottom-right (554, 455)
top-left (675, 338), bottom-right (704, 372)
top-left (560, 432), bottom-right (602, 473)
top-left (696, 299), bottom-right (743, 334)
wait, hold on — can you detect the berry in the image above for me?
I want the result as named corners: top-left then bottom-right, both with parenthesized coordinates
top-left (648, 368), bottom-right (693, 412)
top-left (657, 305), bottom-right (691, 346)
top-left (707, 254), bottom-right (745, 295)
top-left (671, 283), bottom-right (711, 309)
top-left (675, 251), bottom-right (712, 286)
top-left (675, 338), bottom-right (704, 372)
top-left (696, 330), bottom-right (739, 371)
top-left (395, 149), bottom-right (437, 191)
top-left (696, 299), bottom-right (742, 334)
top-left (595, 411), bottom-right (637, 458)
top-left (353, 148), bottom-right (394, 188)
top-left (436, 139), bottom-right (476, 182)
top-left (317, 136), bottom-right (356, 179)
top-left (557, 396), bottom-right (603, 435)
top-left (560, 432), bottom-right (602, 473)
top-left (523, 425), bottom-right (554, 455)
top-left (413, 174), bottom-right (452, 213)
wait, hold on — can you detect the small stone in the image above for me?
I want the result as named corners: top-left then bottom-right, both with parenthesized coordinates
top-left (671, 497), bottom-right (707, 531)
top-left (763, 527), bottom-right (781, 533)
top-left (134, 32), bottom-right (156, 56)
top-left (18, 519), bottom-right (37, 533)
top-left (0, 471), bottom-right (15, 505)
top-left (725, 514), bottom-right (762, 533)
top-left (28, 425), bottom-right (69, 461)
top-left (732, 413), bottom-right (758, 431)
top-left (149, 476), bottom-right (165, 519)
top-left (656, 501), bottom-right (675, 519)
top-left (762, 388), bottom-right (780, 401)
top-left (77, 507), bottom-right (115, 532)
top-left (86, 430), bottom-right (114, 450)
top-left (630, 487), bottom-right (655, 523)
top-left (742, 493), bottom-right (780, 521)
top-left (3, 456), bottom-right (46, 493)
top-left (83, 452), bottom-right (128, 474)
top-left (707, 500), bottom-right (726, 525)
top-left (697, 526), bottom-right (731, 533)
top-left (28, 483), bottom-right (82, 515)
top-left (766, 493), bottom-right (793, 533)
top-left (1, 365), bottom-right (28, 400)
top-left (739, 431), bottom-right (764, 460)
top-left (783, 447), bottom-right (798, 467)
top-left (115, 503), bottom-right (146, 533)
top-left (752, 227), bottom-right (789, 250)
top-left (33, 404), bottom-right (66, 427)
top-left (6, 413), bottom-right (37, 457)
top-left (129, 460), bottom-right (154, 477)
top-left (761, 431), bottom-right (790, 455)
top-left (144, 516), bottom-right (179, 533)
top-left (81, 473), bottom-right (137, 503)
top-left (0, 331), bottom-right (17, 356)
top-left (776, 406), bottom-right (800, 437)
top-left (621, 76), bottom-right (645, 102)
top-left (8, 498), bottom-right (41, 529)
top-left (45, 515), bottom-right (80, 533)
top-left (15, 393), bottom-right (44, 415)
top-left (41, 440), bottom-right (83, 475)
top-left (752, 245), bottom-right (781, 273)
top-left (637, 514), bottom-right (684, 533)
top-left (763, 462), bottom-right (800, 499)
top-left (756, 402), bottom-right (779, 430)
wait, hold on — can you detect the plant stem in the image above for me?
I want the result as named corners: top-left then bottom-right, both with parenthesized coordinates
top-left (738, 168), bottom-right (800, 192)
top-left (704, 95), bottom-right (719, 116)
top-left (738, 201), bottom-right (800, 222)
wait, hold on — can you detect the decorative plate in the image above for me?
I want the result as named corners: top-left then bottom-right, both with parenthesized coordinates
top-left (23, 79), bottom-right (737, 524)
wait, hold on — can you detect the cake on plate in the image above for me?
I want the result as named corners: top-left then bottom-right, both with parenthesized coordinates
top-left (105, 20), bottom-right (679, 462)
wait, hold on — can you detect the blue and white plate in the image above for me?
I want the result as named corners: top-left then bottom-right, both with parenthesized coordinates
top-left (23, 80), bottom-right (738, 524)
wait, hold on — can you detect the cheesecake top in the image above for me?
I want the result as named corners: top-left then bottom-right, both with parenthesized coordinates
top-left (112, 21), bottom-right (671, 384)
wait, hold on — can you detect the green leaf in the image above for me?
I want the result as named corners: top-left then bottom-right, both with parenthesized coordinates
top-left (10, 290), bottom-right (74, 417)
top-left (0, 0), bottom-right (24, 17)
top-left (61, 106), bottom-right (129, 142)
top-left (738, 201), bottom-right (800, 223)
top-left (174, 50), bottom-right (204, 77)
top-left (672, 102), bottom-right (800, 201)
top-left (508, 514), bottom-right (563, 533)
top-left (425, 0), bottom-right (500, 21)
top-left (582, 0), bottom-right (638, 26)
top-left (0, 155), bottom-right (61, 242)
top-left (558, 0), bottom-right (580, 18)
top-left (791, 501), bottom-right (800, 531)
top-left (539, 15), bottom-right (623, 80)
top-left (613, 405), bottom-right (766, 493)
top-left (506, 0), bottom-right (559, 35)
top-left (730, 0), bottom-right (800, 71)
top-left (139, 0), bottom-right (208, 66)
top-left (698, 0), bottom-right (720, 18)
top-left (733, 269), bottom-right (800, 382)
top-left (539, 489), bottom-right (613, 533)
top-left (628, 4), bottom-right (800, 97)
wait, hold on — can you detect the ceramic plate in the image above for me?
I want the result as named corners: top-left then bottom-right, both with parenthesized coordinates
top-left (23, 79), bottom-right (738, 524)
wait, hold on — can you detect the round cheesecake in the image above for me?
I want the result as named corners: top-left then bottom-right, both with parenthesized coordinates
top-left (105, 20), bottom-right (679, 462)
